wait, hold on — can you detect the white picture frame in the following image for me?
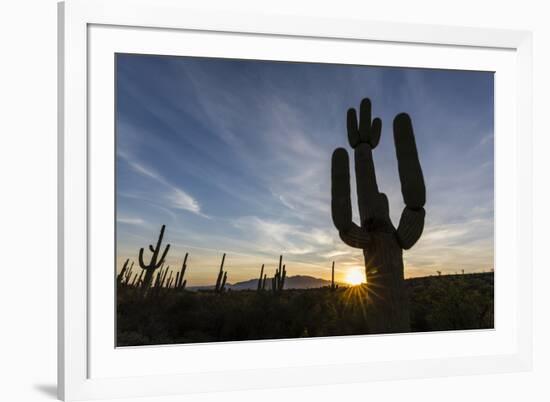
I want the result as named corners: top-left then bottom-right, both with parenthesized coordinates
top-left (58, 0), bottom-right (533, 400)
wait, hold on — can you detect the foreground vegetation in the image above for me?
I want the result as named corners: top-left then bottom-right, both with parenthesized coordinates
top-left (117, 272), bottom-right (493, 346)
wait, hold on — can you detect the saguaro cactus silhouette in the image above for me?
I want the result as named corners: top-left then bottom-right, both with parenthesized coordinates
top-left (330, 261), bottom-right (337, 291)
top-left (271, 255), bottom-right (286, 292)
top-left (215, 253), bottom-right (228, 293)
top-left (117, 258), bottom-right (130, 286)
top-left (257, 264), bottom-right (265, 291)
top-left (175, 253), bottom-right (188, 290)
top-left (331, 98), bottom-right (426, 333)
top-left (138, 225), bottom-right (171, 290)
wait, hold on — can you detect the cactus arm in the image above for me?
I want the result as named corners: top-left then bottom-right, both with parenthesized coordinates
top-left (347, 108), bottom-right (361, 148)
top-left (396, 207), bottom-right (425, 249)
top-left (393, 113), bottom-right (426, 249)
top-left (156, 224), bottom-right (166, 250)
top-left (331, 148), bottom-right (353, 232)
top-left (354, 143), bottom-right (380, 223)
top-left (393, 113), bottom-right (426, 209)
top-left (370, 118), bottom-right (382, 148)
top-left (359, 99), bottom-right (381, 147)
top-left (156, 244), bottom-right (170, 268)
top-left (138, 247), bottom-right (147, 269)
top-left (149, 225), bottom-right (166, 269)
top-left (331, 148), bottom-right (371, 248)
top-left (338, 224), bottom-right (371, 249)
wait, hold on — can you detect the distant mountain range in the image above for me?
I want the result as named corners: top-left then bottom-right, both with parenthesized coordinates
top-left (182, 272), bottom-right (494, 292)
top-left (188, 275), bottom-right (345, 291)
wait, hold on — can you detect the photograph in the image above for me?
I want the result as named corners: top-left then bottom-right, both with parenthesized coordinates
top-left (115, 53), bottom-right (494, 346)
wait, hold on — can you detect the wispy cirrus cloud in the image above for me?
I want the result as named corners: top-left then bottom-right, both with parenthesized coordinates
top-left (167, 188), bottom-right (201, 214)
top-left (117, 216), bottom-right (145, 225)
top-left (117, 151), bottom-right (205, 217)
top-left (231, 216), bottom-right (336, 257)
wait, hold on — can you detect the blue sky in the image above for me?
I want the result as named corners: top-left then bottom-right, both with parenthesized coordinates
top-left (116, 53), bottom-right (494, 286)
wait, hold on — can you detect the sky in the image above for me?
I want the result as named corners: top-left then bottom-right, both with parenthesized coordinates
top-left (115, 53), bottom-right (494, 286)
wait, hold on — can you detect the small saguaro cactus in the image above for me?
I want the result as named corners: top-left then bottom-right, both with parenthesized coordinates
top-left (258, 264), bottom-right (265, 292)
top-left (331, 98), bottom-right (426, 333)
top-left (330, 261), bottom-right (338, 291)
top-left (138, 225), bottom-right (171, 290)
top-left (271, 255), bottom-right (286, 292)
top-left (117, 259), bottom-right (130, 285)
top-left (215, 253), bottom-right (228, 293)
top-left (257, 264), bottom-right (265, 291)
top-left (123, 262), bottom-right (135, 286)
top-left (175, 253), bottom-right (189, 290)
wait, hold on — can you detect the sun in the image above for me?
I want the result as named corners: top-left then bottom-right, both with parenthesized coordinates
top-left (345, 268), bottom-right (364, 286)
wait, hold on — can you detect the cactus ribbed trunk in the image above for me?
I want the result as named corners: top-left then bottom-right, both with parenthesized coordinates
top-left (363, 235), bottom-right (410, 333)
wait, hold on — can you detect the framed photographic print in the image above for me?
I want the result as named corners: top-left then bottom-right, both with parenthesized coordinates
top-left (58, 0), bottom-right (533, 400)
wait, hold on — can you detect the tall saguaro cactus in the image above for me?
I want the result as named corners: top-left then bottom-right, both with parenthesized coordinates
top-left (215, 253), bottom-right (228, 293)
top-left (138, 225), bottom-right (171, 290)
top-left (331, 98), bottom-right (426, 333)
